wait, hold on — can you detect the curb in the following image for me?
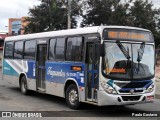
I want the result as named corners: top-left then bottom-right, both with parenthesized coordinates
top-left (155, 94), bottom-right (160, 99)
top-left (155, 76), bottom-right (160, 82)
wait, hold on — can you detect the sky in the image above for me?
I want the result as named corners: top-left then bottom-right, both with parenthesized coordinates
top-left (0, 0), bottom-right (160, 32)
top-left (0, 0), bottom-right (41, 32)
top-left (150, 0), bottom-right (160, 8)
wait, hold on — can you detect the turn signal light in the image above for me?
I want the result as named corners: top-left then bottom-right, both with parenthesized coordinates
top-left (71, 66), bottom-right (82, 71)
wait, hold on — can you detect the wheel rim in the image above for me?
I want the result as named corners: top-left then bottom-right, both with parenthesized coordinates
top-left (69, 89), bottom-right (78, 105)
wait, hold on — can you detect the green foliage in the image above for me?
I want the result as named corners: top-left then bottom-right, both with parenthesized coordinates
top-left (24, 0), bottom-right (80, 33)
top-left (24, 0), bottom-right (160, 47)
top-left (129, 0), bottom-right (160, 47)
top-left (81, 0), bottom-right (160, 47)
top-left (81, 0), bottom-right (129, 26)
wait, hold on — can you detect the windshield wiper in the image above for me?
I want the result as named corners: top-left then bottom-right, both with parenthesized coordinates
top-left (116, 40), bottom-right (131, 60)
top-left (137, 42), bottom-right (145, 62)
top-left (136, 42), bottom-right (145, 73)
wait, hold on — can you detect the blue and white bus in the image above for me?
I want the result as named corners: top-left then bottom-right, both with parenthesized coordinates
top-left (2, 26), bottom-right (155, 109)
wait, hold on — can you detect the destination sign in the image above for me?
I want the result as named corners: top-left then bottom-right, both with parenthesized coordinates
top-left (103, 29), bottom-right (153, 42)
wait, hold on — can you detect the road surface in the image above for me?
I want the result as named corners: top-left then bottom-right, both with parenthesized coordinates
top-left (0, 70), bottom-right (160, 119)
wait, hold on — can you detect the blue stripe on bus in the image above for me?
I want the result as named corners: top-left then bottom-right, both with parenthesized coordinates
top-left (118, 80), bottom-right (153, 91)
top-left (45, 61), bottom-right (85, 87)
top-left (107, 79), bottom-right (114, 87)
top-left (26, 61), bottom-right (36, 79)
top-left (3, 60), bottom-right (85, 87)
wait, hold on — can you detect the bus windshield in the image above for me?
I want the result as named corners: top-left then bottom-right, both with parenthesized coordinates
top-left (102, 41), bottom-right (154, 80)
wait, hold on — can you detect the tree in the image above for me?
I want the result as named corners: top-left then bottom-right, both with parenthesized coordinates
top-left (129, 0), bottom-right (160, 47)
top-left (81, 0), bottom-right (160, 47)
top-left (81, 0), bottom-right (112, 27)
top-left (109, 1), bottom-right (131, 25)
top-left (81, 0), bottom-right (130, 27)
top-left (24, 0), bottom-right (81, 33)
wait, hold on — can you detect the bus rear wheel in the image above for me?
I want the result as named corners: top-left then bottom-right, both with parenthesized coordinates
top-left (20, 76), bottom-right (28, 95)
top-left (66, 84), bottom-right (80, 109)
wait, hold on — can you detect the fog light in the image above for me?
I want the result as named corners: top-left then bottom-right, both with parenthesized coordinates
top-left (117, 97), bottom-right (121, 102)
top-left (142, 96), bottom-right (146, 101)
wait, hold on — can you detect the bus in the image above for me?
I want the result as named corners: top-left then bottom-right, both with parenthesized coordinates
top-left (2, 26), bottom-right (155, 109)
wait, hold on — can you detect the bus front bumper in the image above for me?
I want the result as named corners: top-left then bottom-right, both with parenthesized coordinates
top-left (98, 90), bottom-right (155, 106)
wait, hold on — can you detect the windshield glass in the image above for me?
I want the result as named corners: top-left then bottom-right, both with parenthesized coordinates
top-left (132, 44), bottom-right (154, 79)
top-left (103, 42), bottom-right (154, 80)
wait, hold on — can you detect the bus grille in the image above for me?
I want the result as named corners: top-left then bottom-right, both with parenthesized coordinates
top-left (114, 81), bottom-right (150, 88)
top-left (119, 90), bottom-right (143, 93)
top-left (121, 96), bottom-right (141, 101)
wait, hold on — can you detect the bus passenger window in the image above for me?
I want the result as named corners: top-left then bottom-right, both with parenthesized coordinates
top-left (66, 37), bottom-right (83, 61)
top-left (14, 41), bottom-right (23, 59)
top-left (24, 40), bottom-right (36, 60)
top-left (49, 39), bottom-right (56, 60)
top-left (55, 38), bottom-right (65, 60)
top-left (4, 42), bottom-right (14, 59)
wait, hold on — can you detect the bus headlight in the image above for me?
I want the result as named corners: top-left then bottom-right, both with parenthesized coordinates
top-left (101, 81), bottom-right (117, 94)
top-left (145, 83), bottom-right (154, 93)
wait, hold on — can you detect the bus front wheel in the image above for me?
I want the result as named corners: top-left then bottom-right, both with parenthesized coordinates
top-left (20, 76), bottom-right (28, 95)
top-left (66, 84), bottom-right (80, 109)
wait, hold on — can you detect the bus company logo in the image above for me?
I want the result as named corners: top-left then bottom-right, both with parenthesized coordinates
top-left (129, 89), bottom-right (134, 94)
top-left (2, 112), bottom-right (11, 117)
top-left (47, 67), bottom-right (65, 78)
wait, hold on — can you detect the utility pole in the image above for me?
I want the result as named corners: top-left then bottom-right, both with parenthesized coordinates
top-left (67, 0), bottom-right (71, 29)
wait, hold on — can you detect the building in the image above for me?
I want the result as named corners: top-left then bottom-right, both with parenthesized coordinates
top-left (0, 32), bottom-right (7, 59)
top-left (8, 17), bottom-right (28, 36)
top-left (0, 17), bottom-right (27, 60)
top-left (0, 32), bottom-right (7, 49)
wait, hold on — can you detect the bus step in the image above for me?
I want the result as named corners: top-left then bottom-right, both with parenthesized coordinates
top-left (37, 88), bottom-right (46, 93)
top-left (85, 100), bottom-right (98, 105)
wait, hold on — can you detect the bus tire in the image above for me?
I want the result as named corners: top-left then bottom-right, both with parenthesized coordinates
top-left (20, 76), bottom-right (28, 95)
top-left (66, 84), bottom-right (80, 109)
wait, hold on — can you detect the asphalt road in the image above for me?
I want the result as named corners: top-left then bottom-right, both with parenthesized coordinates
top-left (0, 71), bottom-right (160, 119)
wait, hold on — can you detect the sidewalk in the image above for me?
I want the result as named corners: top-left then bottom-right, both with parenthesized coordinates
top-left (155, 65), bottom-right (160, 81)
top-left (155, 66), bottom-right (160, 99)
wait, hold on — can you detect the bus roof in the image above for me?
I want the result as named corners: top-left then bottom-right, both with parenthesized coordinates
top-left (5, 26), bottom-right (151, 41)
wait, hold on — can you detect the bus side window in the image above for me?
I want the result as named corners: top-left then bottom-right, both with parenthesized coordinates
top-left (24, 40), bottom-right (36, 60)
top-left (14, 41), bottom-right (23, 59)
top-left (66, 36), bottom-right (83, 61)
top-left (4, 42), bottom-right (14, 59)
top-left (49, 39), bottom-right (56, 60)
top-left (55, 38), bottom-right (65, 60)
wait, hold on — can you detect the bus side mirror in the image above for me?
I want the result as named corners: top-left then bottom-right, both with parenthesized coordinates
top-left (100, 44), bottom-right (105, 57)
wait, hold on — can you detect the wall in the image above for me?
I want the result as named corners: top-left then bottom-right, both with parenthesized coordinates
top-left (8, 17), bottom-right (28, 36)
top-left (156, 49), bottom-right (160, 79)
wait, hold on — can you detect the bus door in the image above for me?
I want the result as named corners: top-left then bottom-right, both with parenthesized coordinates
top-left (36, 44), bottom-right (47, 92)
top-left (86, 42), bottom-right (99, 102)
